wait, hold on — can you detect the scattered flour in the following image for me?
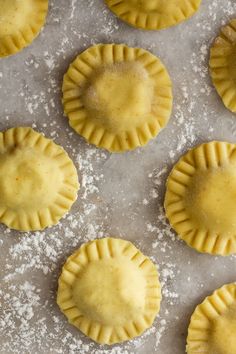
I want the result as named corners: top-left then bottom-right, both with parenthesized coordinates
top-left (1, 0), bottom-right (236, 354)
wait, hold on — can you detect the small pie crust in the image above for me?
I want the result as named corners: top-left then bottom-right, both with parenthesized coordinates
top-left (187, 283), bottom-right (236, 354)
top-left (62, 43), bottom-right (172, 152)
top-left (57, 237), bottom-right (161, 345)
top-left (165, 141), bottom-right (236, 255)
top-left (0, 0), bottom-right (48, 58)
top-left (0, 127), bottom-right (79, 231)
top-left (210, 19), bottom-right (236, 113)
top-left (105, 0), bottom-right (202, 30)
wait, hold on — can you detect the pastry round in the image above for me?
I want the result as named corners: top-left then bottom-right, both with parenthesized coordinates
top-left (210, 19), bottom-right (236, 113)
top-left (57, 237), bottom-right (161, 344)
top-left (187, 283), bottom-right (236, 354)
top-left (62, 43), bottom-right (172, 152)
top-left (105, 0), bottom-right (202, 30)
top-left (0, 127), bottom-right (79, 231)
top-left (165, 141), bottom-right (236, 255)
top-left (0, 0), bottom-right (48, 57)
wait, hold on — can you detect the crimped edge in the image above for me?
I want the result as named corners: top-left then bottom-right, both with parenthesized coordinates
top-left (57, 237), bottom-right (161, 345)
top-left (0, 0), bottom-right (48, 58)
top-left (186, 283), bottom-right (236, 353)
top-left (105, 0), bottom-right (202, 30)
top-left (164, 141), bottom-right (236, 256)
top-left (0, 127), bottom-right (79, 231)
top-left (62, 43), bottom-right (173, 152)
top-left (209, 19), bottom-right (236, 113)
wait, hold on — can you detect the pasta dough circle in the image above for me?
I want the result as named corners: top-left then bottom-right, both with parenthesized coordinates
top-left (164, 141), bottom-right (236, 255)
top-left (0, 127), bottom-right (79, 231)
top-left (187, 283), bottom-right (236, 354)
top-left (57, 237), bottom-right (161, 344)
top-left (105, 0), bottom-right (202, 30)
top-left (210, 19), bottom-right (236, 113)
top-left (62, 44), bottom-right (172, 152)
top-left (0, 0), bottom-right (48, 57)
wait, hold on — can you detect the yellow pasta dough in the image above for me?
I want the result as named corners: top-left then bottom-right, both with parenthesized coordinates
top-left (165, 141), bottom-right (236, 255)
top-left (0, 127), bottom-right (79, 231)
top-left (62, 43), bottom-right (172, 152)
top-left (105, 0), bottom-right (202, 30)
top-left (0, 0), bottom-right (48, 57)
top-left (187, 283), bottom-right (236, 354)
top-left (57, 237), bottom-right (161, 344)
top-left (210, 19), bottom-right (236, 113)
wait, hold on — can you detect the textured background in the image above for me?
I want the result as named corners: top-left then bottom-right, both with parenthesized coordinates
top-left (1, 0), bottom-right (236, 353)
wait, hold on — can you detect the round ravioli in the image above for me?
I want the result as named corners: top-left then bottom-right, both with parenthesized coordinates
top-left (0, 127), bottom-right (79, 231)
top-left (62, 43), bottom-right (172, 152)
top-left (105, 0), bottom-right (202, 30)
top-left (187, 283), bottom-right (236, 354)
top-left (57, 237), bottom-right (161, 344)
top-left (210, 19), bottom-right (236, 113)
top-left (165, 141), bottom-right (236, 255)
top-left (0, 0), bottom-right (48, 57)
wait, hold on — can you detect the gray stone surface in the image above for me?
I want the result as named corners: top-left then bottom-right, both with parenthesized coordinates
top-left (1, 0), bottom-right (236, 353)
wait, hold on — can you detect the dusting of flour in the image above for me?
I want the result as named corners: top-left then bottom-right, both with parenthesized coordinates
top-left (1, 1), bottom-right (236, 354)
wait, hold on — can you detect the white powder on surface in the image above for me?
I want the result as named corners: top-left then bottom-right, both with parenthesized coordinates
top-left (0, 140), bottom-right (178, 353)
top-left (1, 0), bottom-right (236, 354)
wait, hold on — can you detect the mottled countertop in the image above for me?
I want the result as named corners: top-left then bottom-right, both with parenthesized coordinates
top-left (1, 0), bottom-right (236, 353)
